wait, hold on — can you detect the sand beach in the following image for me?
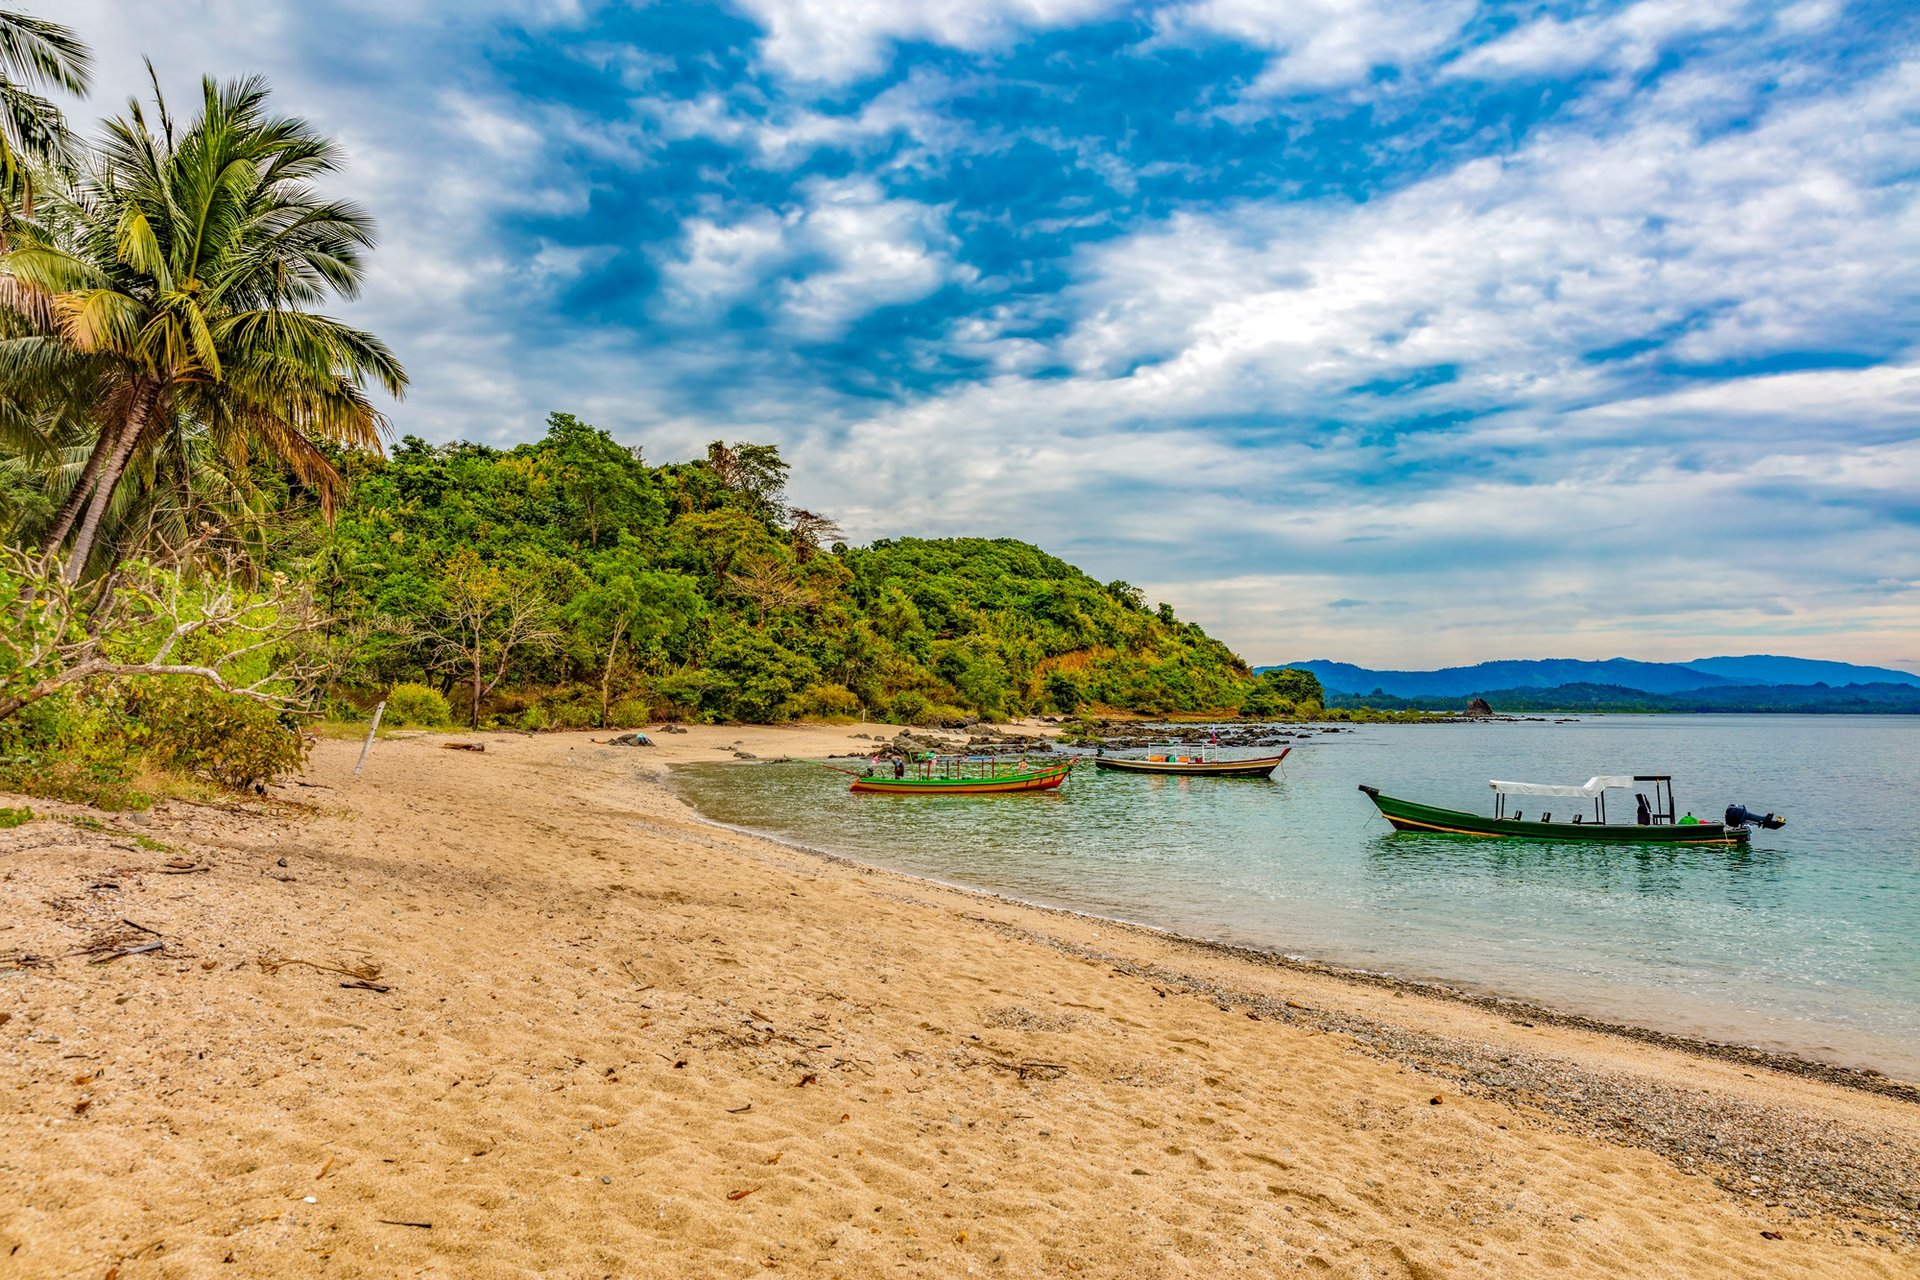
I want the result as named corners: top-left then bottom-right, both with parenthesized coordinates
top-left (3, 723), bottom-right (1917, 1278)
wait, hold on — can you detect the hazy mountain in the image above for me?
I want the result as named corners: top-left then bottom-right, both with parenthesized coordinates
top-left (1265, 655), bottom-right (1920, 698)
top-left (1269, 659), bottom-right (1743, 698)
top-left (1324, 682), bottom-right (1920, 715)
top-left (1681, 655), bottom-right (1920, 688)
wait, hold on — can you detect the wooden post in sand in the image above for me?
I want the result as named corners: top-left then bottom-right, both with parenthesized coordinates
top-left (354, 701), bottom-right (387, 778)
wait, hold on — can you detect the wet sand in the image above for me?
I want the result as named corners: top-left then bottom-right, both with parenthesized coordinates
top-left (2, 723), bottom-right (1916, 1277)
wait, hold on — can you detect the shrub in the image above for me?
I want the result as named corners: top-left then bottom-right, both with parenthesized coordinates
top-left (114, 679), bottom-right (310, 789)
top-left (888, 690), bottom-right (930, 724)
top-left (0, 806), bottom-right (31, 828)
top-left (518, 704), bottom-right (551, 731)
top-left (384, 682), bottom-right (453, 728)
top-left (792, 682), bottom-right (862, 719)
top-left (1043, 669), bottom-right (1085, 714)
top-left (606, 696), bottom-right (656, 727)
top-left (545, 698), bottom-right (599, 729)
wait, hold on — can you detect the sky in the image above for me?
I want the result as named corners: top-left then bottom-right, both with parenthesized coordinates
top-left (42, 0), bottom-right (1920, 670)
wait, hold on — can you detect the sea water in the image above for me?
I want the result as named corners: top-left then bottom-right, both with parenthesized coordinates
top-left (668, 715), bottom-right (1920, 1080)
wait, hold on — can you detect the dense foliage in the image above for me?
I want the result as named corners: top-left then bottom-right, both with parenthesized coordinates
top-left (0, 547), bottom-right (313, 803)
top-left (307, 414), bottom-right (1261, 727)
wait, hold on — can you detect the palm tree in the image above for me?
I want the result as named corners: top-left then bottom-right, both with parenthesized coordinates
top-left (4, 72), bottom-right (406, 581)
top-left (0, 8), bottom-right (91, 220)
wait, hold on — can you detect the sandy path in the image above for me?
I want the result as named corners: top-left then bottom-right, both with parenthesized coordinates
top-left (1, 724), bottom-right (1915, 1278)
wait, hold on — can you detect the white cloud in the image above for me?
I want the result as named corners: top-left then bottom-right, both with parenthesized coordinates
top-left (643, 73), bottom-right (964, 169)
top-left (733, 0), bottom-right (1122, 85)
top-left (1164, 0), bottom-right (1477, 91)
top-left (658, 179), bottom-right (970, 336)
top-left (1448, 0), bottom-right (1766, 80)
top-left (775, 55), bottom-right (1920, 662)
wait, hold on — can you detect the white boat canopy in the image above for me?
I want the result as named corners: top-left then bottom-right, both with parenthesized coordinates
top-left (1488, 776), bottom-right (1641, 798)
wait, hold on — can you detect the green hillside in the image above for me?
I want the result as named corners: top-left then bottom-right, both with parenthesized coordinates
top-left (310, 414), bottom-right (1256, 727)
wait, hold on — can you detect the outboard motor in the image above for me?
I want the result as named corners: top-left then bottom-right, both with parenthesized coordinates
top-left (1725, 804), bottom-right (1785, 831)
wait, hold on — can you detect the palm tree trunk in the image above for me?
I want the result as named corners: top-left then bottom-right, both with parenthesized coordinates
top-left (36, 420), bottom-right (122, 573)
top-left (63, 384), bottom-right (158, 584)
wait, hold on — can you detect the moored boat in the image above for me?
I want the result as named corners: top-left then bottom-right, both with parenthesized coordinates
top-left (1095, 744), bottom-right (1289, 778)
top-left (1358, 775), bottom-right (1783, 845)
top-left (846, 755), bottom-right (1076, 795)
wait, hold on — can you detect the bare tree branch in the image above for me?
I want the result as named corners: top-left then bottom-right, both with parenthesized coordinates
top-left (0, 534), bottom-right (324, 723)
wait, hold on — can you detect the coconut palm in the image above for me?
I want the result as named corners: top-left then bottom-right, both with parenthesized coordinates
top-left (0, 8), bottom-right (90, 219)
top-left (4, 72), bottom-right (406, 581)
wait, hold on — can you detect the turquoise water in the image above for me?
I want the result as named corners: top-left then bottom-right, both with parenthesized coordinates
top-left (667, 716), bottom-right (1920, 1079)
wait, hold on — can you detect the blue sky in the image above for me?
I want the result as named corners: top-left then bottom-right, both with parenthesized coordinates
top-left (50, 0), bottom-right (1920, 668)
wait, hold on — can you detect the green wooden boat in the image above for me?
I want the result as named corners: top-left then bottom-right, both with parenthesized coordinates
top-left (846, 755), bottom-right (1076, 795)
top-left (1359, 775), bottom-right (1782, 845)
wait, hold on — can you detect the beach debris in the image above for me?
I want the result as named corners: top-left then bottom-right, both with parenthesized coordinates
top-left (340, 980), bottom-right (391, 993)
top-left (375, 1219), bottom-right (432, 1229)
top-left (258, 952), bottom-right (385, 985)
top-left (796, 1073), bottom-right (818, 1087)
top-left (442, 742), bottom-right (486, 752)
top-left (726, 1187), bottom-right (758, 1201)
top-left (89, 941), bottom-right (164, 964)
top-left (72, 1097), bottom-right (91, 1115)
top-left (1761, 1231), bottom-right (1784, 1240)
top-left (727, 1103), bottom-right (753, 1114)
top-left (957, 1054), bottom-right (1068, 1082)
top-left (608, 732), bottom-right (653, 747)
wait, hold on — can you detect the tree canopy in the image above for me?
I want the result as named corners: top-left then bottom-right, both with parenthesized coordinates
top-left (308, 412), bottom-right (1261, 727)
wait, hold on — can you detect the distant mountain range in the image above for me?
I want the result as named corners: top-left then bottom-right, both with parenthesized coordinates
top-left (1316, 681), bottom-right (1920, 715)
top-left (1260, 655), bottom-right (1920, 700)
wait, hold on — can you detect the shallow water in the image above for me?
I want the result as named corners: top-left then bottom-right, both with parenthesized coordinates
top-left (668, 716), bottom-right (1920, 1079)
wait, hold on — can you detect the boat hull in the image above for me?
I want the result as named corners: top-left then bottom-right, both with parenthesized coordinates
top-left (1358, 785), bottom-right (1750, 844)
top-left (850, 767), bottom-right (1071, 795)
top-left (1094, 749), bottom-right (1289, 778)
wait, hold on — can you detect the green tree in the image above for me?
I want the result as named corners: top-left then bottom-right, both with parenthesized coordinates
top-left (1239, 667), bottom-right (1323, 719)
top-left (419, 550), bottom-right (559, 729)
top-left (705, 440), bottom-right (789, 522)
top-left (530, 411), bottom-right (658, 549)
top-left (5, 74), bottom-right (405, 581)
top-left (1043, 667), bottom-right (1084, 714)
top-left (0, 9), bottom-right (91, 222)
top-left (567, 542), bottom-right (699, 724)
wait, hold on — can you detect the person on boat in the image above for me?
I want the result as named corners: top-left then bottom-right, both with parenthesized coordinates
top-left (1636, 793), bottom-right (1653, 825)
top-left (893, 758), bottom-right (906, 780)
top-left (1679, 811), bottom-right (1699, 824)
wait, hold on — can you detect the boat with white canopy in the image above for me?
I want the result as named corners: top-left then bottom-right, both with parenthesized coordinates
top-left (1358, 774), bottom-right (1783, 844)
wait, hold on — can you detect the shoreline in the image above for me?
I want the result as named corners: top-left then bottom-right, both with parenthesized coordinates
top-left (661, 755), bottom-right (1917, 1101)
top-left (3, 722), bottom-right (1916, 1276)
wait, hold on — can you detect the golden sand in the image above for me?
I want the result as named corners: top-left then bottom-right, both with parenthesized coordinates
top-left (2, 724), bottom-right (1916, 1278)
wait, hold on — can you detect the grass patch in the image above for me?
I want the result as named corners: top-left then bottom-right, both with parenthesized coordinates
top-left (0, 805), bottom-right (32, 828)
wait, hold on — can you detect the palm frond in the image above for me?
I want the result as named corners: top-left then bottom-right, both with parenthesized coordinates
top-left (0, 10), bottom-right (92, 96)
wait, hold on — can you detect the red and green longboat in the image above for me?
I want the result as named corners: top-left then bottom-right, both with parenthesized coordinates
top-left (846, 755), bottom-right (1076, 795)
